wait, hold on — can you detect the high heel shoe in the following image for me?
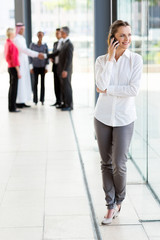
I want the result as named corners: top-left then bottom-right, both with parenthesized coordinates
top-left (115, 205), bottom-right (121, 218)
top-left (101, 209), bottom-right (117, 225)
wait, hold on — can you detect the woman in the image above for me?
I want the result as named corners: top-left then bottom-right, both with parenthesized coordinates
top-left (4, 28), bottom-right (21, 112)
top-left (30, 31), bottom-right (49, 105)
top-left (94, 20), bottom-right (143, 225)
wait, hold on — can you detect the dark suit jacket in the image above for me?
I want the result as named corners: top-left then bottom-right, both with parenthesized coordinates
top-left (57, 39), bottom-right (74, 77)
top-left (47, 50), bottom-right (59, 60)
top-left (52, 41), bottom-right (58, 72)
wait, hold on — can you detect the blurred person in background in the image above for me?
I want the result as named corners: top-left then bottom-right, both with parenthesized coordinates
top-left (14, 23), bottom-right (44, 108)
top-left (57, 26), bottom-right (74, 111)
top-left (50, 28), bottom-right (63, 108)
top-left (29, 31), bottom-right (49, 105)
top-left (47, 26), bottom-right (74, 111)
top-left (4, 28), bottom-right (21, 113)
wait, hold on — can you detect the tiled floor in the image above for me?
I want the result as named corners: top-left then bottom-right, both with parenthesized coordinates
top-left (0, 72), bottom-right (160, 239)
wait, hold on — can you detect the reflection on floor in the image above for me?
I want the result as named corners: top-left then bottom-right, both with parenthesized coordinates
top-left (0, 72), bottom-right (159, 240)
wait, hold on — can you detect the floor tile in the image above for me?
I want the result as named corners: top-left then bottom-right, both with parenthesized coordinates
top-left (0, 191), bottom-right (44, 227)
top-left (14, 151), bottom-right (47, 165)
top-left (0, 152), bottom-right (16, 162)
top-left (46, 181), bottom-right (86, 198)
top-left (47, 159), bottom-right (81, 171)
top-left (7, 176), bottom-right (45, 191)
top-left (45, 196), bottom-right (90, 216)
top-left (44, 216), bottom-right (94, 239)
top-left (46, 169), bottom-right (83, 184)
top-left (100, 225), bottom-right (149, 240)
top-left (9, 165), bottom-right (46, 178)
top-left (0, 185), bottom-right (6, 204)
top-left (149, 238), bottom-right (160, 240)
top-left (0, 227), bottom-right (43, 240)
top-left (47, 150), bottom-right (79, 162)
top-left (127, 185), bottom-right (160, 220)
top-left (142, 222), bottom-right (160, 239)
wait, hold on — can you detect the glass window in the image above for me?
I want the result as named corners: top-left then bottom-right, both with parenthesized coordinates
top-left (148, 0), bottom-right (160, 199)
top-left (31, 0), bottom-right (94, 107)
top-left (118, 0), bottom-right (160, 201)
top-left (118, 0), bottom-right (148, 181)
top-left (0, 0), bottom-right (15, 73)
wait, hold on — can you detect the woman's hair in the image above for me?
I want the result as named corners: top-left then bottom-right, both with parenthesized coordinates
top-left (6, 28), bottom-right (14, 38)
top-left (37, 31), bottom-right (44, 36)
top-left (107, 20), bottom-right (130, 45)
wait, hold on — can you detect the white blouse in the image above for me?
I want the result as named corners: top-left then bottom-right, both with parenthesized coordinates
top-left (94, 49), bottom-right (143, 127)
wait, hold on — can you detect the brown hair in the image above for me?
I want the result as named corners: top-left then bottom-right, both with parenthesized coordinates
top-left (107, 20), bottom-right (130, 45)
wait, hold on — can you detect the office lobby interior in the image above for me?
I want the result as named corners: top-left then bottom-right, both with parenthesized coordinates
top-left (0, 0), bottom-right (160, 239)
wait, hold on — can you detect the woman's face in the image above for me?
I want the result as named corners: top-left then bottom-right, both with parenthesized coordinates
top-left (114, 26), bottom-right (132, 50)
top-left (37, 32), bottom-right (44, 41)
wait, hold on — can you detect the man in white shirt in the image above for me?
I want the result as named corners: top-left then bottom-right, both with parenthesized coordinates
top-left (14, 23), bottom-right (44, 108)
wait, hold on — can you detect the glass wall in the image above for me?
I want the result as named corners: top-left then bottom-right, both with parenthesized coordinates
top-left (0, 0), bottom-right (15, 73)
top-left (31, 0), bottom-right (94, 107)
top-left (148, 0), bottom-right (160, 199)
top-left (118, 0), bottom-right (160, 201)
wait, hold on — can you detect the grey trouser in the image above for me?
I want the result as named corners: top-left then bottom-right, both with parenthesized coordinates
top-left (94, 118), bottom-right (134, 209)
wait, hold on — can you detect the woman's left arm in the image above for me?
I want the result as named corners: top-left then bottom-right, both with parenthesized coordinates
top-left (107, 55), bottom-right (143, 97)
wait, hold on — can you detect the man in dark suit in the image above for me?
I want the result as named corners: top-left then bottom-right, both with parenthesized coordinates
top-left (50, 28), bottom-right (63, 107)
top-left (57, 26), bottom-right (74, 111)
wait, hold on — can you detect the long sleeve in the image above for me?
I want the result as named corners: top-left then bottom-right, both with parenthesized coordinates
top-left (47, 50), bottom-right (59, 59)
top-left (107, 55), bottom-right (143, 97)
top-left (9, 44), bottom-right (20, 66)
top-left (51, 42), bottom-right (57, 61)
top-left (29, 43), bottom-right (33, 66)
top-left (63, 43), bottom-right (73, 71)
top-left (14, 36), bottom-right (39, 58)
top-left (95, 56), bottom-right (114, 91)
top-left (4, 40), bottom-right (20, 67)
top-left (94, 50), bottom-right (143, 127)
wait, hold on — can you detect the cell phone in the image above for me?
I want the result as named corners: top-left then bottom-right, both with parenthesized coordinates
top-left (110, 35), bottom-right (117, 44)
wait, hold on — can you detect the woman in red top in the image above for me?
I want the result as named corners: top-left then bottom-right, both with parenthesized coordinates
top-left (4, 28), bottom-right (21, 112)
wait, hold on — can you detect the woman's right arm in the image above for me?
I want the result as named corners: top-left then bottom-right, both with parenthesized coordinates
top-left (15, 66), bottom-right (21, 79)
top-left (95, 38), bottom-right (119, 91)
top-left (13, 44), bottom-right (21, 78)
top-left (95, 57), bottom-right (113, 91)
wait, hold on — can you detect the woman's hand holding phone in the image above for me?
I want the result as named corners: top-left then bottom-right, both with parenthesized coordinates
top-left (108, 37), bottom-right (119, 61)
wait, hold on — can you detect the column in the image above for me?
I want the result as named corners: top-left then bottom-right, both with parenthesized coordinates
top-left (14, 0), bottom-right (32, 47)
top-left (94, 0), bottom-right (112, 103)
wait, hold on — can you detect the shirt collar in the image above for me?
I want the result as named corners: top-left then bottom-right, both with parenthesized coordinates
top-left (106, 49), bottom-right (131, 61)
top-left (63, 37), bottom-right (69, 43)
top-left (123, 49), bottom-right (131, 59)
top-left (58, 38), bottom-right (63, 43)
top-left (17, 34), bottom-right (23, 38)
